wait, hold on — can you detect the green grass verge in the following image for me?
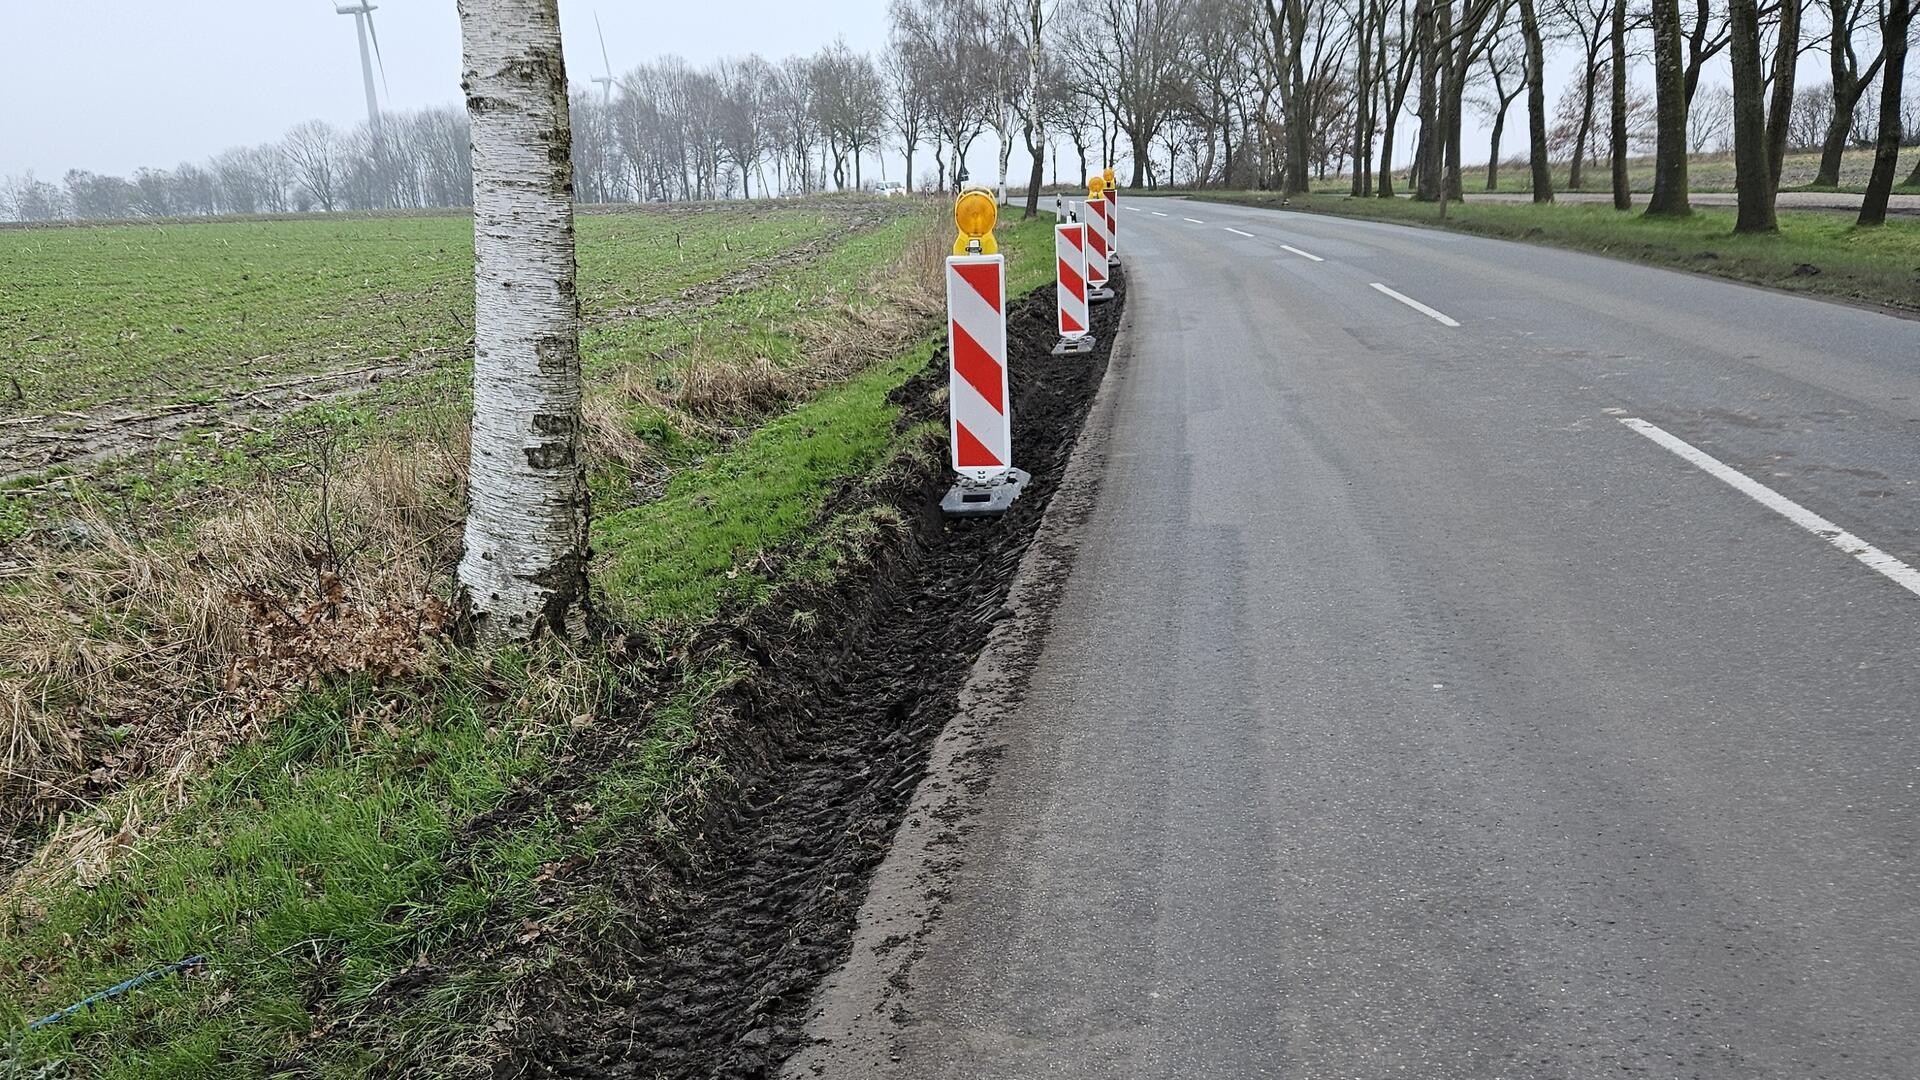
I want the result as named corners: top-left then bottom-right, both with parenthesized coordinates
top-left (1188, 191), bottom-right (1920, 312)
top-left (0, 213), bottom-right (1057, 1077)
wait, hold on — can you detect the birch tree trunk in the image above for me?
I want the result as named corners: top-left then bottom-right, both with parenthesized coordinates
top-left (1021, 0), bottom-right (1046, 218)
top-left (456, 0), bottom-right (591, 643)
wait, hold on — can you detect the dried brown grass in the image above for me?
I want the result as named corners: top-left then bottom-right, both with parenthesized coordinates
top-left (0, 206), bottom-right (952, 881)
top-left (579, 210), bottom-right (946, 506)
top-left (668, 216), bottom-right (946, 425)
top-left (0, 427), bottom-right (466, 856)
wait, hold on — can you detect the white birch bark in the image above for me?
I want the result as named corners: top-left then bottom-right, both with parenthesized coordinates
top-left (456, 0), bottom-right (590, 642)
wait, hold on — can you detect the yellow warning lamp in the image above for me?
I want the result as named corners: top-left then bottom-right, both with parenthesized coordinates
top-left (1088, 175), bottom-right (1106, 199)
top-left (1103, 166), bottom-right (1116, 191)
top-left (953, 188), bottom-right (999, 255)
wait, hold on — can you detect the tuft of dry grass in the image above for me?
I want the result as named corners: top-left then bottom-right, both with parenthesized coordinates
top-left (673, 355), bottom-right (809, 421)
top-left (0, 425), bottom-right (467, 860)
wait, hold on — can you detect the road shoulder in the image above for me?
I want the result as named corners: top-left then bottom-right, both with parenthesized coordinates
top-left (779, 272), bottom-right (1138, 1078)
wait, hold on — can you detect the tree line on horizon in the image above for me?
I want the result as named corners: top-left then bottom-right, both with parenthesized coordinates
top-left (3, 0), bottom-right (1917, 229)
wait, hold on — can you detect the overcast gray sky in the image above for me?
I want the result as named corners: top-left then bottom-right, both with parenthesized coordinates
top-left (2, 2), bottom-right (1800, 189)
top-left (0, 0), bottom-right (891, 179)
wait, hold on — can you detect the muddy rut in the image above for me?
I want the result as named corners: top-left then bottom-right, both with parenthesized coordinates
top-left (494, 272), bottom-right (1126, 1079)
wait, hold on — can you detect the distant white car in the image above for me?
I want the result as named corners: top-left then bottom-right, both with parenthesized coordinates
top-left (872, 181), bottom-right (907, 197)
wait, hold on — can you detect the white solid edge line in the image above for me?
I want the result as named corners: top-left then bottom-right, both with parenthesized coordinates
top-left (1151, 211), bottom-right (1169, 216)
top-left (1280, 244), bottom-right (1325, 262)
top-left (1620, 417), bottom-right (1920, 599)
top-left (1224, 226), bottom-right (1254, 237)
top-left (1183, 217), bottom-right (1205, 223)
top-left (1368, 282), bottom-right (1460, 327)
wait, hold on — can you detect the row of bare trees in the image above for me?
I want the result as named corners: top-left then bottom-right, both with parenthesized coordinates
top-left (1, 107), bottom-right (472, 222)
top-left (568, 44), bottom-right (892, 203)
top-left (8, 0), bottom-right (1918, 228)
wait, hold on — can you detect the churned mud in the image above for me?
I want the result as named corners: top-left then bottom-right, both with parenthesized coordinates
top-left (500, 269), bottom-right (1126, 1079)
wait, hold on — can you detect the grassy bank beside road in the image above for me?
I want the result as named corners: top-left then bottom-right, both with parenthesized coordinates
top-left (0, 200), bottom-right (1058, 1075)
top-left (1187, 191), bottom-right (1920, 313)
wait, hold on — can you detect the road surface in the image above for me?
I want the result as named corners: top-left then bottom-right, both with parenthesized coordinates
top-left (788, 198), bottom-right (1920, 1079)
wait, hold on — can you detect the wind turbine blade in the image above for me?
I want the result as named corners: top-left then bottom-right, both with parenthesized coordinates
top-left (595, 11), bottom-right (613, 78)
top-left (365, 8), bottom-right (391, 101)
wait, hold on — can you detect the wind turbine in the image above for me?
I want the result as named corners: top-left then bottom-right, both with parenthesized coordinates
top-left (591, 12), bottom-right (616, 105)
top-left (335, 2), bottom-right (389, 139)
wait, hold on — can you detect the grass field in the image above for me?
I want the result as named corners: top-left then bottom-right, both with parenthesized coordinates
top-left (1187, 190), bottom-right (1920, 312)
top-left (0, 197), bottom-right (1058, 1074)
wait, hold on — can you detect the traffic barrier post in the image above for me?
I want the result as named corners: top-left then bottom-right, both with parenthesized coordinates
top-left (1085, 178), bottom-right (1114, 304)
top-left (1052, 222), bottom-right (1095, 356)
top-left (941, 189), bottom-right (1029, 517)
top-left (1103, 167), bottom-right (1120, 261)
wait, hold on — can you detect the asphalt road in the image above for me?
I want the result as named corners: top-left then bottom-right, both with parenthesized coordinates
top-left (787, 199), bottom-right (1920, 1079)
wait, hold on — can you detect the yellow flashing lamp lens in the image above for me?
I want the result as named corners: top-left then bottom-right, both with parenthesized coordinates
top-left (1103, 167), bottom-right (1116, 185)
top-left (952, 188), bottom-right (1000, 255)
top-left (1088, 176), bottom-right (1105, 198)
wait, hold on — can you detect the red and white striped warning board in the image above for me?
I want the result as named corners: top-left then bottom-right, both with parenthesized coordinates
top-left (946, 254), bottom-right (1011, 482)
top-left (1085, 195), bottom-right (1110, 287)
top-left (1055, 223), bottom-right (1090, 339)
top-left (1104, 186), bottom-right (1119, 256)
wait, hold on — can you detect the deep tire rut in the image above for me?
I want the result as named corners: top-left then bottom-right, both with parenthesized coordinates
top-left (505, 271), bottom-right (1126, 1079)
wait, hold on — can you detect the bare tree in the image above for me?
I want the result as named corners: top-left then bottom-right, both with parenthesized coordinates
top-left (1681, 0), bottom-right (1733, 107)
top-left (1347, 0), bottom-right (1383, 195)
top-left (1070, 0), bottom-right (1190, 188)
top-left (0, 173), bottom-right (66, 221)
top-left (767, 56), bottom-right (821, 194)
top-left (1728, 0), bottom-right (1777, 230)
top-left (281, 120), bottom-right (343, 212)
top-left (456, 0), bottom-right (590, 642)
top-left (1727, 0), bottom-right (1801, 231)
top-left (1609, 0), bottom-right (1630, 207)
top-left (1646, 0), bottom-right (1693, 214)
top-left (1376, 0), bottom-right (1423, 197)
top-left (1691, 84), bottom-right (1736, 150)
top-left (981, 2), bottom-right (1025, 200)
top-left (1548, 0), bottom-right (1611, 189)
top-left (1013, 0), bottom-right (1054, 214)
top-left (896, 0), bottom-right (992, 189)
top-left (1813, 0), bottom-right (1891, 186)
top-left (883, 33), bottom-right (933, 192)
top-left (1858, 0), bottom-right (1913, 224)
top-left (1763, 0), bottom-right (1803, 190)
top-left (1476, 33), bottom-right (1529, 190)
top-left (1518, 0), bottom-right (1556, 200)
top-left (810, 41), bottom-right (887, 189)
top-left (63, 170), bottom-right (134, 219)
top-left (716, 55), bottom-right (774, 198)
top-left (1052, 75), bottom-right (1104, 187)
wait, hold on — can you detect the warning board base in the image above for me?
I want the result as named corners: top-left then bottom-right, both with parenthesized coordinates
top-left (1051, 336), bottom-right (1099, 356)
top-left (940, 467), bottom-right (1033, 518)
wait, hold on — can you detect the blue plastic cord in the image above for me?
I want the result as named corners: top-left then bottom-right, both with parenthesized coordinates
top-left (27, 955), bottom-right (207, 1031)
